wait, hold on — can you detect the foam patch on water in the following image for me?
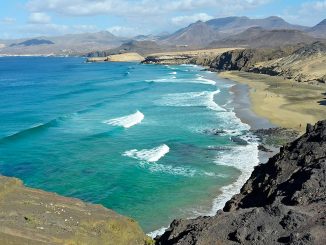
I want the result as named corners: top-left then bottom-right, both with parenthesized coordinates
top-left (155, 90), bottom-right (225, 112)
top-left (103, 111), bottom-right (144, 128)
top-left (180, 64), bottom-right (198, 67)
top-left (196, 76), bottom-right (216, 85)
top-left (208, 134), bottom-right (259, 215)
top-left (123, 144), bottom-right (170, 162)
top-left (169, 71), bottom-right (177, 75)
top-left (140, 161), bottom-right (197, 177)
top-left (146, 76), bottom-right (215, 85)
top-left (148, 226), bottom-right (169, 238)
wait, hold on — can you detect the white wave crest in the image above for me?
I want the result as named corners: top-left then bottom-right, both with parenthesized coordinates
top-left (155, 90), bottom-right (225, 112)
top-left (103, 111), bottom-right (144, 128)
top-left (196, 76), bottom-right (216, 85)
top-left (148, 226), bottom-right (168, 238)
top-left (169, 71), bottom-right (177, 75)
top-left (140, 161), bottom-right (197, 177)
top-left (146, 77), bottom-right (215, 85)
top-left (123, 144), bottom-right (170, 162)
top-left (208, 135), bottom-right (259, 215)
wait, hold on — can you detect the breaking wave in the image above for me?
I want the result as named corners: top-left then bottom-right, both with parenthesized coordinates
top-left (103, 111), bottom-right (144, 128)
top-left (155, 90), bottom-right (225, 111)
top-left (123, 144), bottom-right (170, 162)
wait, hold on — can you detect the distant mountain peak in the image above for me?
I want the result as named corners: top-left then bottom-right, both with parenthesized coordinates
top-left (10, 39), bottom-right (54, 47)
top-left (316, 19), bottom-right (326, 26)
top-left (308, 18), bottom-right (326, 38)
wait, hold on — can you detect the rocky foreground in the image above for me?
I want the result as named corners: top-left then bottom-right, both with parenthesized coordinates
top-left (0, 176), bottom-right (152, 245)
top-left (157, 120), bottom-right (326, 244)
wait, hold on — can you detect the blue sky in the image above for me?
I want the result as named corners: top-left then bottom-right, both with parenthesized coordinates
top-left (0, 0), bottom-right (325, 39)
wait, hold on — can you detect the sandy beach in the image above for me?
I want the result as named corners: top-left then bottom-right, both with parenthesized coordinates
top-left (220, 71), bottom-right (326, 132)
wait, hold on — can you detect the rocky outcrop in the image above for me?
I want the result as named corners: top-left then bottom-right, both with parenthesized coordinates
top-left (141, 48), bottom-right (240, 65)
top-left (0, 176), bottom-right (152, 245)
top-left (248, 42), bottom-right (326, 83)
top-left (156, 120), bottom-right (326, 245)
top-left (207, 46), bottom-right (297, 72)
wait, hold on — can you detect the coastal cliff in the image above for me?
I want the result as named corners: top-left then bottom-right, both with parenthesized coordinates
top-left (87, 52), bottom-right (144, 62)
top-left (141, 48), bottom-right (240, 65)
top-left (157, 120), bottom-right (326, 244)
top-left (0, 176), bottom-right (151, 245)
top-left (142, 42), bottom-right (326, 83)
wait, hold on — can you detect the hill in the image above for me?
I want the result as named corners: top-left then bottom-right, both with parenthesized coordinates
top-left (10, 39), bottom-right (54, 47)
top-left (160, 16), bottom-right (308, 48)
top-left (87, 40), bottom-right (163, 57)
top-left (0, 31), bottom-right (125, 56)
top-left (208, 27), bottom-right (319, 48)
top-left (206, 16), bottom-right (307, 34)
top-left (307, 19), bottom-right (326, 38)
top-left (159, 21), bottom-right (220, 47)
top-left (250, 41), bottom-right (326, 82)
top-left (0, 176), bottom-right (150, 244)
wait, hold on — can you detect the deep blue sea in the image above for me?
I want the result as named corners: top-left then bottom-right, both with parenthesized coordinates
top-left (0, 57), bottom-right (259, 234)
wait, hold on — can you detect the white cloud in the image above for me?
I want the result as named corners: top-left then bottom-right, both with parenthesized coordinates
top-left (301, 0), bottom-right (326, 11)
top-left (72, 25), bottom-right (99, 33)
top-left (26, 0), bottom-right (272, 16)
top-left (29, 12), bottom-right (51, 24)
top-left (1, 17), bottom-right (16, 24)
top-left (171, 13), bottom-right (213, 26)
top-left (107, 26), bottom-right (139, 37)
top-left (18, 24), bottom-right (100, 37)
top-left (281, 1), bottom-right (326, 26)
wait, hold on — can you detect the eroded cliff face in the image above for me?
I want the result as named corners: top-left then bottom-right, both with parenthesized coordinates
top-left (156, 120), bottom-right (326, 245)
top-left (143, 42), bottom-right (326, 83)
top-left (0, 176), bottom-right (152, 245)
top-left (206, 42), bottom-right (326, 83)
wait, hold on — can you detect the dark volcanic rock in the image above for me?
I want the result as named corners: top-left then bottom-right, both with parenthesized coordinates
top-left (156, 120), bottom-right (326, 245)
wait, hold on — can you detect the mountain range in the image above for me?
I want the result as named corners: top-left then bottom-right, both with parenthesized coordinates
top-left (0, 31), bottom-right (126, 55)
top-left (0, 16), bottom-right (325, 56)
top-left (159, 16), bottom-right (325, 47)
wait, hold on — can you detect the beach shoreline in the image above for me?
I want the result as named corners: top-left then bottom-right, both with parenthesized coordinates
top-left (219, 71), bottom-right (326, 133)
top-left (149, 67), bottom-right (286, 238)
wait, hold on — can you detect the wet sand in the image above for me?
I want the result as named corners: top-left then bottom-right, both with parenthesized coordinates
top-left (220, 71), bottom-right (326, 132)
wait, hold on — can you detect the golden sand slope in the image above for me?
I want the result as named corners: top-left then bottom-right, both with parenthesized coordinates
top-left (254, 49), bottom-right (326, 83)
top-left (87, 52), bottom-right (144, 62)
top-left (220, 71), bottom-right (326, 132)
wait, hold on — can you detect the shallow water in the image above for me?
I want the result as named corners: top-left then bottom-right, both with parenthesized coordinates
top-left (0, 57), bottom-right (259, 233)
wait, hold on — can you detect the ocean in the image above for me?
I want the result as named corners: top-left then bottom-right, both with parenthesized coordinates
top-left (0, 57), bottom-right (259, 234)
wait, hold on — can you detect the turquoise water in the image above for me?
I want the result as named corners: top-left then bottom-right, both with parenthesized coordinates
top-left (0, 57), bottom-right (259, 233)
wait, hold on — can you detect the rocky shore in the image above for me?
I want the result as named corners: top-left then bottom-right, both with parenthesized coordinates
top-left (0, 176), bottom-right (152, 245)
top-left (156, 120), bottom-right (326, 244)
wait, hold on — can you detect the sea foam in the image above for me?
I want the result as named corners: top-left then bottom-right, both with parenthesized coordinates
top-left (155, 90), bottom-right (225, 112)
top-left (103, 111), bottom-right (144, 128)
top-left (146, 76), bottom-right (215, 85)
top-left (196, 76), bottom-right (216, 85)
top-left (123, 144), bottom-right (170, 162)
top-left (209, 135), bottom-right (259, 215)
